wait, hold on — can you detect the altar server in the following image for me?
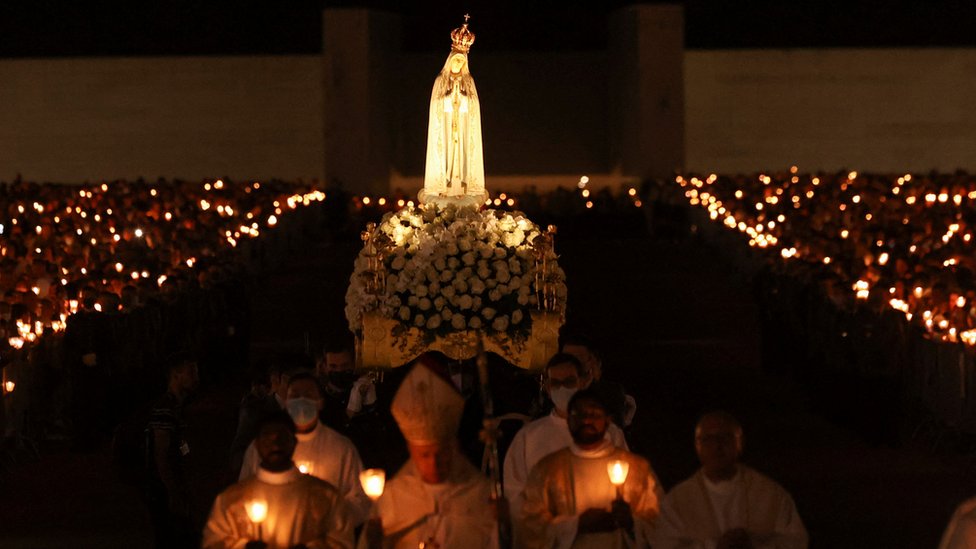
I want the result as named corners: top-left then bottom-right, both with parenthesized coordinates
top-left (520, 389), bottom-right (663, 548)
top-left (241, 372), bottom-right (371, 526)
top-left (361, 354), bottom-right (497, 549)
top-left (653, 411), bottom-right (808, 549)
top-left (203, 411), bottom-right (355, 549)
top-left (504, 353), bottom-right (628, 517)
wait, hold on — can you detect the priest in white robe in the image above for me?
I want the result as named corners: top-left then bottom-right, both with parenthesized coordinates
top-left (360, 354), bottom-right (498, 549)
top-left (241, 372), bottom-right (371, 526)
top-left (653, 411), bottom-right (807, 549)
top-left (520, 388), bottom-right (663, 549)
top-left (504, 353), bottom-right (628, 519)
top-left (203, 411), bottom-right (355, 549)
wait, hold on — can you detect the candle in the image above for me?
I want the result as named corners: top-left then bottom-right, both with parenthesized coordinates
top-left (244, 499), bottom-right (268, 541)
top-left (607, 459), bottom-right (630, 499)
top-left (360, 469), bottom-right (386, 501)
top-left (3, 381), bottom-right (13, 394)
top-left (297, 461), bottom-right (314, 475)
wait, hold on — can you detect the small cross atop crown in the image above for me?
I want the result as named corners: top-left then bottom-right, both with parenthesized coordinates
top-left (450, 15), bottom-right (475, 54)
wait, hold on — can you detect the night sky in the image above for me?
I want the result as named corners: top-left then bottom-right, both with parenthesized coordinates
top-left (0, 0), bottom-right (974, 58)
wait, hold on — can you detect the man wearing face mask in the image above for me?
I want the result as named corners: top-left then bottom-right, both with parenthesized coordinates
top-left (503, 353), bottom-right (628, 532)
top-left (240, 372), bottom-right (371, 526)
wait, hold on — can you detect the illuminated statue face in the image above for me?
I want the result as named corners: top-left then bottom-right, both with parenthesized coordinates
top-left (449, 53), bottom-right (467, 74)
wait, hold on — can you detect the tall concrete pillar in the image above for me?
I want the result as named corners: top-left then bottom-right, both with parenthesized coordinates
top-left (609, 5), bottom-right (685, 180)
top-left (322, 9), bottom-right (400, 195)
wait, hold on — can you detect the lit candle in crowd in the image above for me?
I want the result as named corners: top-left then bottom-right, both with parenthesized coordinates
top-left (360, 469), bottom-right (386, 501)
top-left (245, 499), bottom-right (268, 541)
top-left (607, 459), bottom-right (630, 499)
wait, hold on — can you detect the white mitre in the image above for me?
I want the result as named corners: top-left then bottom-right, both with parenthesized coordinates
top-left (392, 358), bottom-right (465, 444)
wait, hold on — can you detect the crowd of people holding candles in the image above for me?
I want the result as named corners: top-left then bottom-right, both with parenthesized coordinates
top-left (0, 177), bottom-right (325, 449)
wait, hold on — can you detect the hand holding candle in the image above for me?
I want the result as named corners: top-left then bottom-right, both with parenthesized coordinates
top-left (244, 499), bottom-right (268, 541)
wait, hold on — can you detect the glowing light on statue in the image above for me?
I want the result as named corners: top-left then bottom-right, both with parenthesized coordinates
top-left (420, 16), bottom-right (487, 207)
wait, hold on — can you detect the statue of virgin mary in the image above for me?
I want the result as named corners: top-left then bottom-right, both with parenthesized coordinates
top-left (419, 16), bottom-right (488, 207)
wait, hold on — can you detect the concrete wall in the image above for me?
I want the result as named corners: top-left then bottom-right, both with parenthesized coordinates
top-left (685, 48), bottom-right (976, 174)
top-left (0, 55), bottom-right (323, 183)
top-left (1, 47), bottom-right (975, 185)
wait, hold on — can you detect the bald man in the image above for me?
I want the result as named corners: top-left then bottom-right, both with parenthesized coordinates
top-left (654, 412), bottom-right (808, 549)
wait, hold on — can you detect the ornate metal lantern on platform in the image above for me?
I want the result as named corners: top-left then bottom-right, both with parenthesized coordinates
top-left (345, 17), bottom-right (566, 371)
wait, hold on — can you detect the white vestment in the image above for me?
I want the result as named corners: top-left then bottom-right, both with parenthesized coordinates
top-left (241, 422), bottom-right (370, 525)
top-left (361, 455), bottom-right (497, 549)
top-left (203, 466), bottom-right (354, 549)
top-left (520, 442), bottom-right (663, 549)
top-left (939, 497), bottom-right (976, 549)
top-left (653, 466), bottom-right (808, 549)
top-left (504, 412), bottom-right (629, 515)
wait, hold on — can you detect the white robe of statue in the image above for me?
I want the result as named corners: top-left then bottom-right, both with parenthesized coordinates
top-left (241, 422), bottom-right (371, 526)
top-left (422, 51), bottom-right (486, 205)
top-left (203, 466), bottom-right (355, 549)
top-left (653, 466), bottom-right (808, 549)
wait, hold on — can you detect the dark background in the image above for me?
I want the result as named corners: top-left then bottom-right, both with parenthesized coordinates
top-left (1, 0), bottom-right (975, 58)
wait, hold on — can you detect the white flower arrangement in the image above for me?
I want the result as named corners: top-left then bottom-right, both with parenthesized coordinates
top-left (345, 203), bottom-right (567, 344)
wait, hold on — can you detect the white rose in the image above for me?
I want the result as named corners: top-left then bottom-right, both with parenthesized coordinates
top-left (416, 285), bottom-right (428, 297)
top-left (501, 230), bottom-right (524, 247)
top-left (453, 278), bottom-right (469, 293)
top-left (462, 252), bottom-right (476, 266)
top-left (496, 284), bottom-right (509, 295)
top-left (468, 316), bottom-right (483, 329)
top-left (519, 284), bottom-right (531, 296)
top-left (458, 238), bottom-right (473, 252)
top-left (489, 289), bottom-right (502, 302)
top-left (512, 310), bottom-right (523, 324)
top-left (486, 279), bottom-right (498, 289)
top-left (477, 266), bottom-right (491, 279)
top-left (452, 314), bottom-right (467, 330)
top-left (496, 270), bottom-right (511, 284)
top-left (472, 296), bottom-right (482, 310)
top-left (388, 274), bottom-right (399, 288)
top-left (492, 316), bottom-right (509, 332)
top-left (434, 296), bottom-right (446, 309)
top-left (459, 295), bottom-right (473, 310)
top-left (493, 247), bottom-right (507, 259)
top-left (445, 242), bottom-right (459, 255)
top-left (408, 296), bottom-right (419, 306)
top-left (517, 294), bottom-right (529, 306)
top-left (478, 245), bottom-right (493, 259)
top-left (440, 269), bottom-right (455, 282)
top-left (426, 316), bottom-right (442, 330)
top-left (508, 258), bottom-right (522, 274)
top-left (399, 306), bottom-right (411, 321)
top-left (418, 297), bottom-right (432, 311)
top-left (482, 307), bottom-right (497, 320)
top-left (414, 314), bottom-right (425, 327)
top-left (434, 257), bottom-right (447, 271)
top-left (528, 295), bottom-right (538, 305)
top-left (509, 276), bottom-right (522, 290)
top-left (441, 308), bottom-right (453, 320)
top-left (391, 256), bottom-right (406, 270)
top-left (442, 285), bottom-right (457, 298)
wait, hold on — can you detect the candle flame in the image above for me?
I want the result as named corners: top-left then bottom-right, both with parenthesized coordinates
top-left (360, 468), bottom-right (386, 500)
top-left (607, 460), bottom-right (629, 486)
top-left (245, 499), bottom-right (268, 524)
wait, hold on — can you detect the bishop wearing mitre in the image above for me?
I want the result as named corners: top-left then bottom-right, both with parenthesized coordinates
top-left (360, 353), bottom-right (498, 549)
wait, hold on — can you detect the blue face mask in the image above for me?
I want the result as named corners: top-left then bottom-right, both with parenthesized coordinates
top-left (285, 397), bottom-right (320, 427)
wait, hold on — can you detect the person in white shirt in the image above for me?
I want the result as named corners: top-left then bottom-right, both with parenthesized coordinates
top-left (241, 372), bottom-right (370, 526)
top-left (203, 411), bottom-right (355, 549)
top-left (503, 353), bottom-right (628, 522)
top-left (654, 411), bottom-right (808, 549)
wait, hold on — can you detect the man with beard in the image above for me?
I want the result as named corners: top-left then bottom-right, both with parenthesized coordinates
top-left (203, 411), bottom-right (354, 549)
top-left (520, 389), bottom-right (663, 549)
top-left (503, 354), bottom-right (628, 527)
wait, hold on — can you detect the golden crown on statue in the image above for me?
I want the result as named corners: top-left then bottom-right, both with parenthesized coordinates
top-left (451, 14), bottom-right (476, 53)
